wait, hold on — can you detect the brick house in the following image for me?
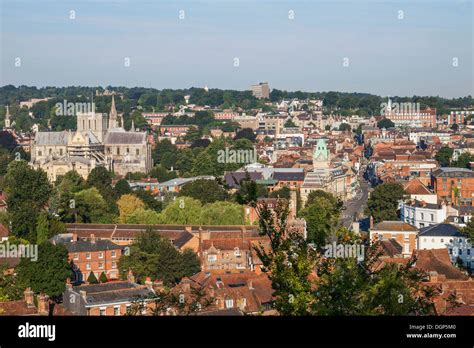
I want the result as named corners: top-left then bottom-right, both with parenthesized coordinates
top-left (51, 233), bottom-right (123, 283)
top-left (431, 167), bottom-right (474, 206)
top-left (370, 221), bottom-right (418, 257)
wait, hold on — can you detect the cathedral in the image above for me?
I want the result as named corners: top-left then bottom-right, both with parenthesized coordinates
top-left (30, 96), bottom-right (153, 182)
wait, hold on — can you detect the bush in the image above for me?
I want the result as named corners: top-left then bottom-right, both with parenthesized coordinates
top-left (87, 272), bottom-right (98, 284)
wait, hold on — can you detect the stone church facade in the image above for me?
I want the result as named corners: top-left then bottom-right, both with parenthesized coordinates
top-left (30, 96), bottom-right (153, 181)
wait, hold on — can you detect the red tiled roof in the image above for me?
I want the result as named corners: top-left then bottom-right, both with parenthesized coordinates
top-left (403, 178), bottom-right (432, 195)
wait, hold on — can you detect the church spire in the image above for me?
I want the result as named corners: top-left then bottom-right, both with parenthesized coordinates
top-left (109, 95), bottom-right (118, 128)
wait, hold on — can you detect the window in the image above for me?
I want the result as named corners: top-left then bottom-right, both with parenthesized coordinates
top-left (136, 149), bottom-right (140, 155)
top-left (126, 304), bottom-right (132, 314)
top-left (38, 150), bottom-right (42, 156)
top-left (420, 213), bottom-right (424, 220)
top-left (73, 253), bottom-right (79, 261)
top-left (423, 238), bottom-right (427, 242)
top-left (112, 262), bottom-right (117, 269)
top-left (111, 251), bottom-right (116, 258)
top-left (441, 239), bottom-right (444, 243)
top-left (468, 249), bottom-right (471, 255)
top-left (86, 253), bottom-right (91, 260)
top-left (99, 252), bottom-right (103, 259)
top-left (60, 149), bottom-right (63, 155)
top-left (208, 255), bottom-right (217, 263)
top-left (99, 307), bottom-right (106, 316)
top-left (114, 306), bottom-right (120, 316)
top-left (449, 249), bottom-right (452, 255)
top-left (117, 148), bottom-right (120, 155)
top-left (459, 239), bottom-right (463, 243)
top-left (419, 223), bottom-right (425, 228)
top-left (225, 299), bottom-right (234, 308)
top-left (86, 263), bottom-right (91, 270)
top-left (99, 262), bottom-right (104, 269)
top-left (459, 250), bottom-right (463, 255)
top-left (431, 214), bottom-right (434, 221)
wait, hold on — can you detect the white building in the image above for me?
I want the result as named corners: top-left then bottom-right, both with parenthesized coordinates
top-left (400, 200), bottom-right (447, 229)
top-left (417, 223), bottom-right (473, 270)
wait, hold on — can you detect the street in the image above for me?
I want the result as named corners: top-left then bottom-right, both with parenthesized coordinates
top-left (341, 175), bottom-right (369, 229)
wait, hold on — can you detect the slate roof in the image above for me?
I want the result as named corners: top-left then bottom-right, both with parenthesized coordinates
top-left (34, 131), bottom-right (68, 146)
top-left (72, 281), bottom-right (154, 306)
top-left (432, 167), bottom-right (474, 178)
top-left (418, 223), bottom-right (464, 237)
top-left (51, 234), bottom-right (122, 252)
top-left (104, 131), bottom-right (146, 145)
top-left (272, 171), bottom-right (305, 182)
top-left (224, 171), bottom-right (263, 188)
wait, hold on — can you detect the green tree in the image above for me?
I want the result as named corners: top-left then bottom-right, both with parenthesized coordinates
top-left (284, 119), bottom-right (297, 128)
top-left (16, 242), bottom-right (72, 303)
top-left (114, 178), bottom-right (132, 197)
top-left (200, 201), bottom-right (245, 225)
top-left (118, 229), bottom-right (200, 286)
top-left (234, 173), bottom-right (268, 205)
top-left (117, 194), bottom-right (145, 223)
top-left (435, 146), bottom-right (454, 167)
top-left (191, 151), bottom-right (215, 176)
top-left (148, 165), bottom-right (177, 182)
top-left (35, 211), bottom-right (50, 244)
top-left (126, 208), bottom-right (161, 224)
top-left (452, 153), bottom-right (474, 169)
top-left (87, 272), bottom-right (99, 284)
top-left (99, 272), bottom-right (108, 283)
top-left (254, 200), bottom-right (442, 316)
top-left (302, 196), bottom-right (340, 247)
top-left (365, 183), bottom-right (405, 223)
top-left (178, 179), bottom-right (228, 204)
top-left (234, 128), bottom-right (256, 143)
top-left (133, 189), bottom-right (162, 212)
top-left (338, 123), bottom-right (351, 132)
top-left (158, 197), bottom-right (202, 224)
top-left (269, 186), bottom-right (291, 200)
top-left (4, 161), bottom-right (52, 241)
top-left (377, 118), bottom-right (395, 129)
top-left (74, 188), bottom-right (111, 223)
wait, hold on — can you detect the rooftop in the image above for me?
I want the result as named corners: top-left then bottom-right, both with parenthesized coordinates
top-left (372, 221), bottom-right (418, 232)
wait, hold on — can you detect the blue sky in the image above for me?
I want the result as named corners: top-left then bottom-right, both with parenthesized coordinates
top-left (0, 0), bottom-right (472, 97)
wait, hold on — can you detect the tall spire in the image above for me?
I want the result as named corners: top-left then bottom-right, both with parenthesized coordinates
top-left (131, 119), bottom-right (135, 132)
top-left (109, 95), bottom-right (118, 128)
top-left (4, 105), bottom-right (11, 128)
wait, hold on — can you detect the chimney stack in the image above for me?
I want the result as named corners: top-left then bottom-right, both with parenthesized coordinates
top-left (37, 293), bottom-right (49, 315)
top-left (145, 277), bottom-right (153, 290)
top-left (127, 269), bottom-right (135, 283)
top-left (24, 288), bottom-right (34, 308)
